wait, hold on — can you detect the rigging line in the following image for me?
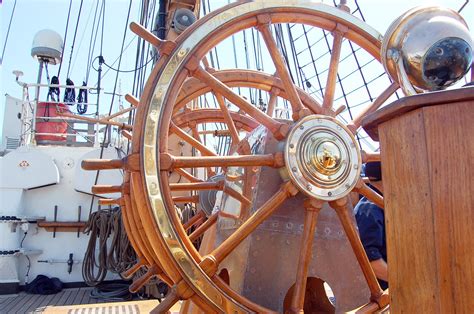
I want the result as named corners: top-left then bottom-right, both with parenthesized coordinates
top-left (100, 0), bottom-right (106, 56)
top-left (103, 57), bottom-right (154, 73)
top-left (138, 0), bottom-right (157, 95)
top-left (332, 0), bottom-right (374, 102)
top-left (458, 0), bottom-right (469, 13)
top-left (70, 0), bottom-right (95, 77)
top-left (57, 0), bottom-right (74, 78)
top-left (302, 25), bottom-right (324, 97)
top-left (96, 36), bottom-right (139, 80)
top-left (85, 0), bottom-right (101, 83)
top-left (353, 0), bottom-right (366, 21)
top-left (133, 0), bottom-right (149, 96)
top-left (131, 0), bottom-right (146, 96)
top-left (88, 0), bottom-right (106, 217)
top-left (66, 0), bottom-right (84, 79)
top-left (286, 24), bottom-right (305, 90)
top-left (1, 0), bottom-right (17, 64)
top-left (86, 1), bottom-right (103, 82)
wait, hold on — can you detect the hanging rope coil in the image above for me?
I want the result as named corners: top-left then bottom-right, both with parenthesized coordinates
top-left (82, 208), bottom-right (136, 286)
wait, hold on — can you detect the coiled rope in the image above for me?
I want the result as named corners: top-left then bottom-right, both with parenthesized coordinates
top-left (82, 208), bottom-right (136, 286)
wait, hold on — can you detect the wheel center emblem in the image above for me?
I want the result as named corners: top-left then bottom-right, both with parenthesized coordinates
top-left (284, 115), bottom-right (361, 201)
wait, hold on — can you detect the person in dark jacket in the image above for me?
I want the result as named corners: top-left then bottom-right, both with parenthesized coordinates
top-left (354, 161), bottom-right (388, 290)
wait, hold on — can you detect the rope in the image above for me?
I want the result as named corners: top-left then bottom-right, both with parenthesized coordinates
top-left (1, 0), bottom-right (17, 64)
top-left (82, 208), bottom-right (136, 286)
top-left (57, 0), bottom-right (73, 78)
top-left (85, 0), bottom-right (101, 83)
top-left (66, 0), bottom-right (84, 79)
top-left (90, 283), bottom-right (132, 301)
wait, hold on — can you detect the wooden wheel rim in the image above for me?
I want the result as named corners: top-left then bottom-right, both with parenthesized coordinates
top-left (137, 2), bottom-right (386, 312)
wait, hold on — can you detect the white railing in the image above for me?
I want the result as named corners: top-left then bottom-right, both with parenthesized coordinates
top-left (15, 79), bottom-right (102, 147)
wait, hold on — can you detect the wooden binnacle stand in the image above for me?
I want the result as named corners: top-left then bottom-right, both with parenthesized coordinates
top-left (363, 86), bottom-right (474, 313)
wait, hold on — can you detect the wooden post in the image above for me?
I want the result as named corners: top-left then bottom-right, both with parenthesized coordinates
top-left (362, 87), bottom-right (474, 313)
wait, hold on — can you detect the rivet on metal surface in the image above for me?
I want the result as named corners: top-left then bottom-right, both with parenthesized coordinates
top-left (353, 165), bottom-right (358, 170)
top-left (289, 143), bottom-right (294, 149)
top-left (285, 239), bottom-right (291, 245)
top-left (311, 136), bottom-right (317, 142)
top-left (307, 185), bottom-right (312, 190)
top-left (292, 167), bottom-right (297, 172)
top-left (328, 191), bottom-right (332, 196)
top-left (299, 125), bottom-right (304, 130)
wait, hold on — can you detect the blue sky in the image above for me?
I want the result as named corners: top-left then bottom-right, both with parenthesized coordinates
top-left (0, 0), bottom-right (472, 140)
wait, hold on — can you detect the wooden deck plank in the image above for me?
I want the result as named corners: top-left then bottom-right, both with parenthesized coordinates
top-left (0, 294), bottom-right (17, 305)
top-left (71, 288), bottom-right (87, 306)
top-left (12, 293), bottom-right (41, 313)
top-left (0, 294), bottom-right (20, 308)
top-left (81, 288), bottom-right (94, 305)
top-left (46, 290), bottom-right (66, 308)
top-left (25, 292), bottom-right (50, 313)
top-left (55, 289), bottom-right (72, 306)
top-left (34, 292), bottom-right (57, 312)
top-left (63, 288), bottom-right (81, 306)
top-left (2, 294), bottom-right (29, 313)
top-left (2, 287), bottom-right (136, 313)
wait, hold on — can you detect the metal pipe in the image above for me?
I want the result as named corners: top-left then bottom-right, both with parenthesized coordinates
top-left (31, 60), bottom-right (44, 145)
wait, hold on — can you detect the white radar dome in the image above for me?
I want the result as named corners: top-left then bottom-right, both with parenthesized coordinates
top-left (31, 29), bottom-right (63, 65)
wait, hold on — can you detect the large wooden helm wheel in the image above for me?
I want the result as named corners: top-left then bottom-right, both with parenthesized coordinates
top-left (84, 1), bottom-right (398, 313)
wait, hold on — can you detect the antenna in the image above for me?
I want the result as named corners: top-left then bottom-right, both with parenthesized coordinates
top-left (29, 29), bottom-right (64, 145)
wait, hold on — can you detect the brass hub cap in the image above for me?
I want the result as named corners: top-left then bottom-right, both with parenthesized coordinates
top-left (285, 115), bottom-right (361, 200)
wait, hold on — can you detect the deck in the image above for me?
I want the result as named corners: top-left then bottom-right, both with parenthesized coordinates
top-left (0, 287), bottom-right (166, 313)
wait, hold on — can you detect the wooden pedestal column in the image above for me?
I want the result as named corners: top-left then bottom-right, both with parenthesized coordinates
top-left (362, 87), bottom-right (474, 313)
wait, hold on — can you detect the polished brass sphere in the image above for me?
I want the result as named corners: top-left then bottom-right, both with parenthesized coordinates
top-left (382, 6), bottom-right (473, 95)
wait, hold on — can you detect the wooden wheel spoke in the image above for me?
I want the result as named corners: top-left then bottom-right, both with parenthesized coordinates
top-left (361, 150), bottom-right (381, 163)
top-left (329, 197), bottom-right (384, 301)
top-left (208, 181), bottom-right (298, 266)
top-left (170, 181), bottom-right (250, 207)
top-left (214, 92), bottom-right (240, 146)
top-left (160, 152), bottom-right (285, 170)
top-left (322, 28), bottom-right (345, 110)
top-left (266, 87), bottom-right (280, 118)
top-left (223, 185), bottom-right (252, 207)
top-left (354, 178), bottom-right (384, 209)
top-left (170, 181), bottom-right (223, 191)
top-left (172, 195), bottom-right (199, 203)
top-left (189, 212), bottom-right (219, 242)
top-left (289, 199), bottom-right (323, 313)
top-left (347, 82), bottom-right (399, 133)
top-left (257, 20), bottom-right (304, 119)
top-left (183, 210), bottom-right (206, 232)
top-left (170, 122), bottom-right (216, 156)
top-left (174, 168), bottom-right (203, 183)
top-left (192, 66), bottom-right (288, 140)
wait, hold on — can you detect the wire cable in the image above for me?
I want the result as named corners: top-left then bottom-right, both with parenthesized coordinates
top-left (57, 0), bottom-right (73, 78)
top-left (66, 0), bottom-right (84, 79)
top-left (1, 0), bottom-right (17, 64)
